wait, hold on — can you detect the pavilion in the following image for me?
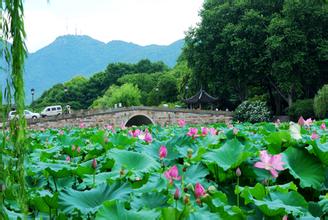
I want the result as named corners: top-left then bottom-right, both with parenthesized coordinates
top-left (184, 89), bottom-right (218, 110)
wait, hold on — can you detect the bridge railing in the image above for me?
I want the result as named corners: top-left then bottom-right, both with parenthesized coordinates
top-left (23, 106), bottom-right (232, 125)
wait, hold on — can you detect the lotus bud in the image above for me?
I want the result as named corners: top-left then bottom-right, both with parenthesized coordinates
top-left (321, 123), bottom-right (326, 130)
top-left (159, 145), bottom-right (168, 159)
top-left (174, 188), bottom-right (180, 200)
top-left (187, 183), bottom-right (194, 191)
top-left (233, 128), bottom-right (239, 135)
top-left (184, 162), bottom-right (191, 167)
top-left (236, 167), bottom-right (241, 177)
top-left (77, 146), bottom-right (81, 153)
top-left (195, 182), bottom-right (206, 198)
top-left (66, 156), bottom-right (71, 162)
top-left (120, 167), bottom-right (125, 176)
top-left (72, 145), bottom-right (76, 151)
top-left (92, 159), bottom-right (97, 169)
top-left (298, 116), bottom-right (305, 126)
top-left (208, 185), bottom-right (216, 194)
top-left (187, 148), bottom-right (193, 158)
top-left (183, 194), bottom-right (190, 204)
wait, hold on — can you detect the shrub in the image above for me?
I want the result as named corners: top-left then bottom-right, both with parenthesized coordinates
top-left (234, 100), bottom-right (271, 123)
top-left (288, 99), bottom-right (314, 121)
top-left (314, 85), bottom-right (328, 119)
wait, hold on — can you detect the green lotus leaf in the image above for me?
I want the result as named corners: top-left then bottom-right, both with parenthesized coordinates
top-left (283, 147), bottom-right (325, 190)
top-left (131, 192), bottom-right (168, 210)
top-left (107, 133), bottom-right (136, 149)
top-left (202, 139), bottom-right (250, 171)
top-left (35, 161), bottom-right (72, 178)
top-left (238, 183), bottom-right (308, 216)
top-left (265, 131), bottom-right (291, 154)
top-left (136, 173), bottom-right (167, 193)
top-left (59, 182), bottom-right (132, 215)
top-left (319, 194), bottom-right (328, 214)
top-left (312, 140), bottom-right (328, 166)
top-left (184, 163), bottom-right (209, 184)
top-left (83, 171), bottom-right (120, 186)
top-left (96, 200), bottom-right (160, 220)
top-left (108, 149), bottom-right (160, 175)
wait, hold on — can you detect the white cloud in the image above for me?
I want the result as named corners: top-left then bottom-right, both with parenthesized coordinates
top-left (24, 0), bottom-right (204, 52)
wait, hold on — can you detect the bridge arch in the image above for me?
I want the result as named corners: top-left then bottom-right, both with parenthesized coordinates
top-left (124, 114), bottom-right (155, 127)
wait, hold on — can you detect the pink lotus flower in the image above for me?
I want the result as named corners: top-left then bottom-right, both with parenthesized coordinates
top-left (282, 215), bottom-right (288, 220)
top-left (59, 130), bottom-right (64, 135)
top-left (40, 127), bottom-right (45, 132)
top-left (144, 132), bottom-right (153, 143)
top-left (129, 129), bottom-right (141, 137)
top-left (178, 119), bottom-right (186, 127)
top-left (174, 188), bottom-right (180, 200)
top-left (233, 127), bottom-right (239, 135)
top-left (164, 165), bottom-right (181, 184)
top-left (209, 128), bottom-right (217, 135)
top-left (66, 156), bottom-right (70, 162)
top-left (77, 146), bottom-right (81, 153)
top-left (298, 116), bottom-right (305, 126)
top-left (304, 118), bottom-right (313, 127)
top-left (201, 127), bottom-right (209, 136)
top-left (187, 128), bottom-right (198, 138)
top-left (129, 129), bottom-right (142, 137)
top-left (311, 132), bottom-right (319, 140)
top-left (79, 122), bottom-right (85, 128)
top-left (159, 145), bottom-right (167, 159)
top-left (105, 124), bottom-right (113, 130)
top-left (254, 150), bottom-right (285, 178)
top-left (195, 182), bottom-right (206, 198)
top-left (92, 159), bottom-right (97, 169)
top-left (321, 123), bottom-right (326, 130)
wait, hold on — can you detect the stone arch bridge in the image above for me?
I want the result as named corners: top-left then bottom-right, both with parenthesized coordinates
top-left (28, 107), bottom-right (232, 129)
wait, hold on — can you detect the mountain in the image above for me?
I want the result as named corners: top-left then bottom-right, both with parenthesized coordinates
top-left (19, 35), bottom-right (184, 102)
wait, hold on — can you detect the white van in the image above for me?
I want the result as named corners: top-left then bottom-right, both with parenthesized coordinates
top-left (41, 105), bottom-right (62, 117)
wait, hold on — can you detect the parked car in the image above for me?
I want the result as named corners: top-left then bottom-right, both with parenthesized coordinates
top-left (41, 105), bottom-right (62, 117)
top-left (8, 110), bottom-right (41, 120)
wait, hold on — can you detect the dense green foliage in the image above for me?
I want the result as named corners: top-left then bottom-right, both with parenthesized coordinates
top-left (234, 100), bottom-right (271, 123)
top-left (32, 59), bottom-right (169, 110)
top-left (183, 0), bottom-right (328, 114)
top-left (92, 83), bottom-right (141, 109)
top-left (2, 120), bottom-right (328, 219)
top-left (1, 0), bottom-right (28, 215)
top-left (314, 84), bottom-right (328, 118)
top-left (21, 36), bottom-right (184, 103)
top-left (288, 99), bottom-right (314, 121)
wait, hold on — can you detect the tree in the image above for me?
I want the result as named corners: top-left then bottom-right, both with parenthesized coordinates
top-left (1, 0), bottom-right (28, 215)
top-left (183, 0), bottom-right (328, 113)
top-left (91, 83), bottom-right (141, 109)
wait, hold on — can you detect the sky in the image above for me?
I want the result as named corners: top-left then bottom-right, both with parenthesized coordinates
top-left (24, 0), bottom-right (204, 53)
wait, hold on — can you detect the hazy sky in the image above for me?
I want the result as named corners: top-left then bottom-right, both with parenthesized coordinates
top-left (24, 0), bottom-right (204, 52)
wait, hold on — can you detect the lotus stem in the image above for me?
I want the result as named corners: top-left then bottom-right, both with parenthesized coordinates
top-left (237, 176), bottom-right (240, 207)
top-left (53, 176), bottom-right (58, 192)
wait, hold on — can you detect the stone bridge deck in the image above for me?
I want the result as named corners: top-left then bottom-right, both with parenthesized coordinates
top-left (26, 106), bottom-right (232, 129)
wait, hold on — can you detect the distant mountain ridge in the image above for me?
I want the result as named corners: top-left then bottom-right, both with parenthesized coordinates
top-left (16, 35), bottom-right (184, 102)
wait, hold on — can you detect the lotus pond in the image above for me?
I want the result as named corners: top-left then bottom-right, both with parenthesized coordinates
top-left (2, 119), bottom-right (328, 219)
